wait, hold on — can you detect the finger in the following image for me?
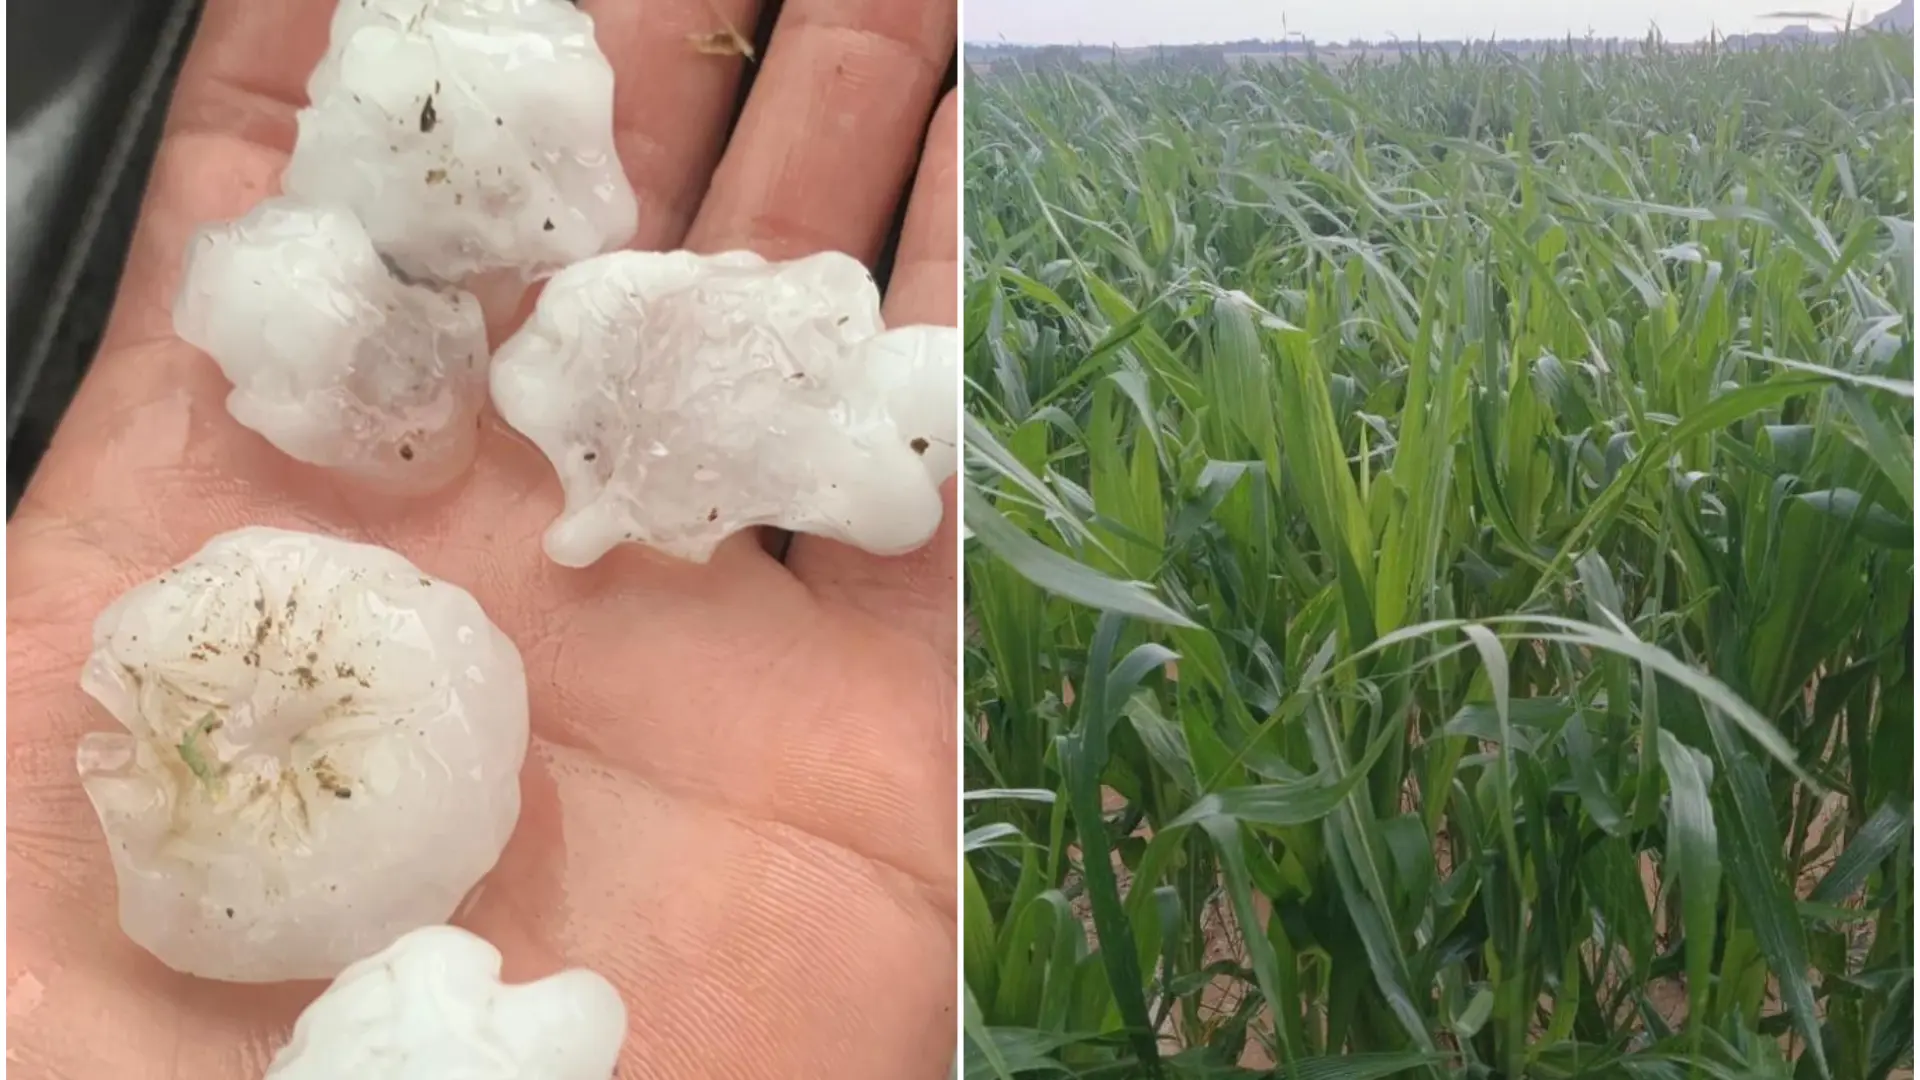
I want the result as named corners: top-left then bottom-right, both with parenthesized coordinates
top-left (784, 92), bottom-right (957, 660)
top-left (870, 90), bottom-right (960, 327)
top-left (681, 1), bottom-right (952, 567)
top-left (581, 0), bottom-right (764, 249)
top-left (163, 0), bottom-right (334, 150)
top-left (684, 0), bottom-right (955, 262)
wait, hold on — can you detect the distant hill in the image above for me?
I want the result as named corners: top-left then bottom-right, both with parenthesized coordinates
top-left (1716, 2), bottom-right (1911, 47)
top-left (1870, 0), bottom-right (1913, 29)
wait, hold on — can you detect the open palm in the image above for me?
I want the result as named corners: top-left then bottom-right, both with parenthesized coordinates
top-left (6, 1), bottom-right (958, 1076)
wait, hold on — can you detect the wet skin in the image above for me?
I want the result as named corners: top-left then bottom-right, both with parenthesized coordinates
top-left (6, 1), bottom-right (959, 1075)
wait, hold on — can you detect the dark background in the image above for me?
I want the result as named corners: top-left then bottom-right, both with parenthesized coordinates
top-left (6, 0), bottom-right (956, 516)
top-left (8, 0), bottom-right (202, 515)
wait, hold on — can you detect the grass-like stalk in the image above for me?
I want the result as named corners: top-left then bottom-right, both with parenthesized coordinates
top-left (962, 33), bottom-right (1914, 1080)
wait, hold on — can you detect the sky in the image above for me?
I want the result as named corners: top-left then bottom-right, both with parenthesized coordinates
top-left (965, 0), bottom-right (1855, 46)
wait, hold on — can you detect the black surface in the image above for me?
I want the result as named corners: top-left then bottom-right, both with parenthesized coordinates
top-left (5, 1), bottom-right (958, 518)
top-left (7, 0), bottom-right (142, 128)
top-left (7, 0), bottom-right (202, 515)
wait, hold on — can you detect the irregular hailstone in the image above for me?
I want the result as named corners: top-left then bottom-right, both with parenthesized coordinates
top-left (172, 197), bottom-right (489, 494)
top-left (265, 926), bottom-right (627, 1080)
top-left (490, 249), bottom-right (960, 567)
top-left (76, 527), bottom-right (529, 983)
top-left (283, 0), bottom-right (638, 283)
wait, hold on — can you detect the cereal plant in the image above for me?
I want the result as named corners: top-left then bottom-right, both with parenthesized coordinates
top-left (962, 33), bottom-right (1914, 1080)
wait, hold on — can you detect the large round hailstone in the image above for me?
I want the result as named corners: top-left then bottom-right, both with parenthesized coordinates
top-left (75, 527), bottom-right (530, 983)
top-left (490, 249), bottom-right (960, 567)
top-left (172, 197), bottom-right (489, 494)
top-left (283, 0), bottom-right (638, 283)
top-left (265, 926), bottom-right (627, 1080)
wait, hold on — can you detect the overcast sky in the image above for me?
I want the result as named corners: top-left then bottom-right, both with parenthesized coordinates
top-left (966, 0), bottom-right (1849, 45)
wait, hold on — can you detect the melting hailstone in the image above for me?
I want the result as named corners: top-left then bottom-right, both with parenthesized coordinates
top-left (264, 925), bottom-right (627, 1080)
top-left (172, 197), bottom-right (489, 494)
top-left (283, 0), bottom-right (638, 283)
top-left (76, 527), bottom-right (529, 983)
top-left (489, 249), bottom-right (960, 567)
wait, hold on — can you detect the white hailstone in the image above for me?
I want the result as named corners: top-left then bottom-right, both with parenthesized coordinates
top-left (264, 926), bottom-right (627, 1080)
top-left (172, 197), bottom-right (489, 494)
top-left (489, 249), bottom-right (960, 567)
top-left (76, 527), bottom-right (529, 983)
top-left (283, 0), bottom-right (638, 283)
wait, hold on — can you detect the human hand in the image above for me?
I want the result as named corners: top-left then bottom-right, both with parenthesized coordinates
top-left (6, 1), bottom-right (958, 1075)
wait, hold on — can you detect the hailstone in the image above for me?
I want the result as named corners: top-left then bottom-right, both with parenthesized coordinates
top-left (489, 249), bottom-right (960, 567)
top-left (171, 197), bottom-right (489, 494)
top-left (76, 527), bottom-right (530, 983)
top-left (264, 926), bottom-right (627, 1080)
top-left (283, 0), bottom-right (638, 283)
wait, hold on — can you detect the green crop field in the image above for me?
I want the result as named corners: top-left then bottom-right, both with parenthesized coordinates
top-left (961, 35), bottom-right (1915, 1080)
